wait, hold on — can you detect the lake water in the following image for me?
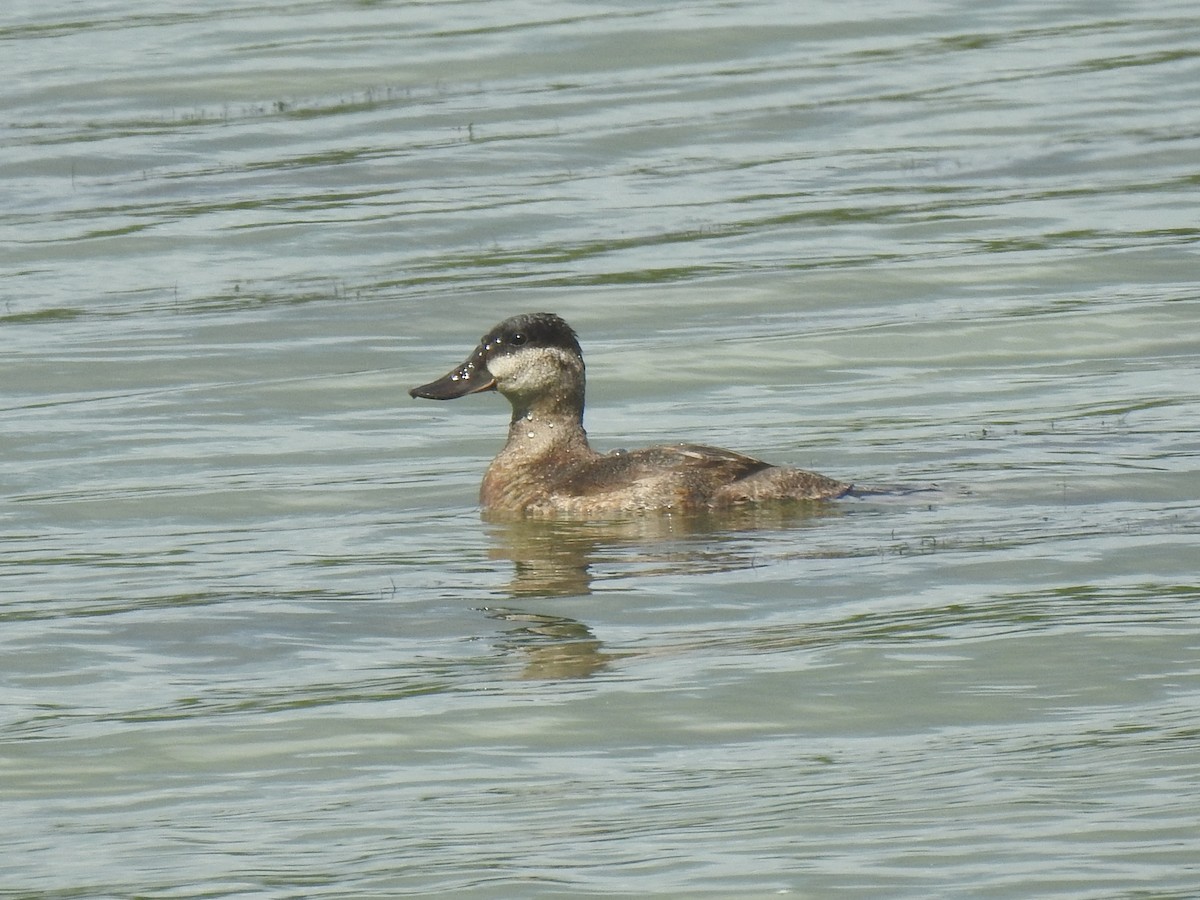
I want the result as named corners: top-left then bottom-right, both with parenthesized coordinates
top-left (3, 0), bottom-right (1199, 896)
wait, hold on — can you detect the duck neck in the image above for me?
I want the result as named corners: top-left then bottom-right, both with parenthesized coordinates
top-left (501, 393), bottom-right (592, 460)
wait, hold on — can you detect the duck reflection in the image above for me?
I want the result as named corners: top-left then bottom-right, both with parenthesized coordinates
top-left (481, 504), bottom-right (844, 679)
top-left (485, 503), bottom-right (844, 597)
top-left (484, 608), bottom-right (613, 680)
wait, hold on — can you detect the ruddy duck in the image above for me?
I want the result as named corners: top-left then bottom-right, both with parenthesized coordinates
top-left (409, 312), bottom-right (853, 515)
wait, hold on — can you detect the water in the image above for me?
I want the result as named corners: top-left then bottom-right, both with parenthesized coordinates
top-left (3, 0), bottom-right (1199, 896)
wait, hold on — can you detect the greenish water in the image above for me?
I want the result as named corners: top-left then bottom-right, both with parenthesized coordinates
top-left (3, 1), bottom-right (1199, 897)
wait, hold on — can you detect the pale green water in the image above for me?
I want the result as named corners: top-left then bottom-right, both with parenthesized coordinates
top-left (3, 1), bottom-right (1199, 897)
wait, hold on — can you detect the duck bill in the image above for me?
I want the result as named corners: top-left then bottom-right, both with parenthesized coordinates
top-left (409, 347), bottom-right (497, 400)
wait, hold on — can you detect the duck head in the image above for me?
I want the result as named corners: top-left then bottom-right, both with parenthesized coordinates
top-left (409, 312), bottom-right (586, 418)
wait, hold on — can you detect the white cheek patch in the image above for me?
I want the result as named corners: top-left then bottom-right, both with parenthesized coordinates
top-left (489, 347), bottom-right (580, 395)
top-left (482, 351), bottom-right (523, 388)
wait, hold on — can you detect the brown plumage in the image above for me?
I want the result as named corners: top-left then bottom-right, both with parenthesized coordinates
top-left (410, 313), bottom-right (851, 516)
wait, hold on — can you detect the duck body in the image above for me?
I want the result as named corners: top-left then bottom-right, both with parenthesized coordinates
top-left (410, 312), bottom-right (851, 516)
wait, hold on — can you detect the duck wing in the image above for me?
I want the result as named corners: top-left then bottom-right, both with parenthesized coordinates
top-left (547, 442), bottom-right (847, 511)
top-left (663, 443), bottom-right (849, 502)
top-left (648, 442), bottom-right (776, 477)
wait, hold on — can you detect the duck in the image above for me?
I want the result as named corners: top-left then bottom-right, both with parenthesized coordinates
top-left (409, 312), bottom-right (853, 516)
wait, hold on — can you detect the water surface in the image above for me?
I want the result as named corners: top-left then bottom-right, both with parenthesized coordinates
top-left (3, 1), bottom-right (1199, 896)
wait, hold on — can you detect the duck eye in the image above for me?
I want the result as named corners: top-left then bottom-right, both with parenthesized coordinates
top-left (510, 332), bottom-right (527, 346)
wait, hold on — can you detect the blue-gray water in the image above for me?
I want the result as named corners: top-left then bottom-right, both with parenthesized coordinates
top-left (3, 1), bottom-right (1199, 896)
